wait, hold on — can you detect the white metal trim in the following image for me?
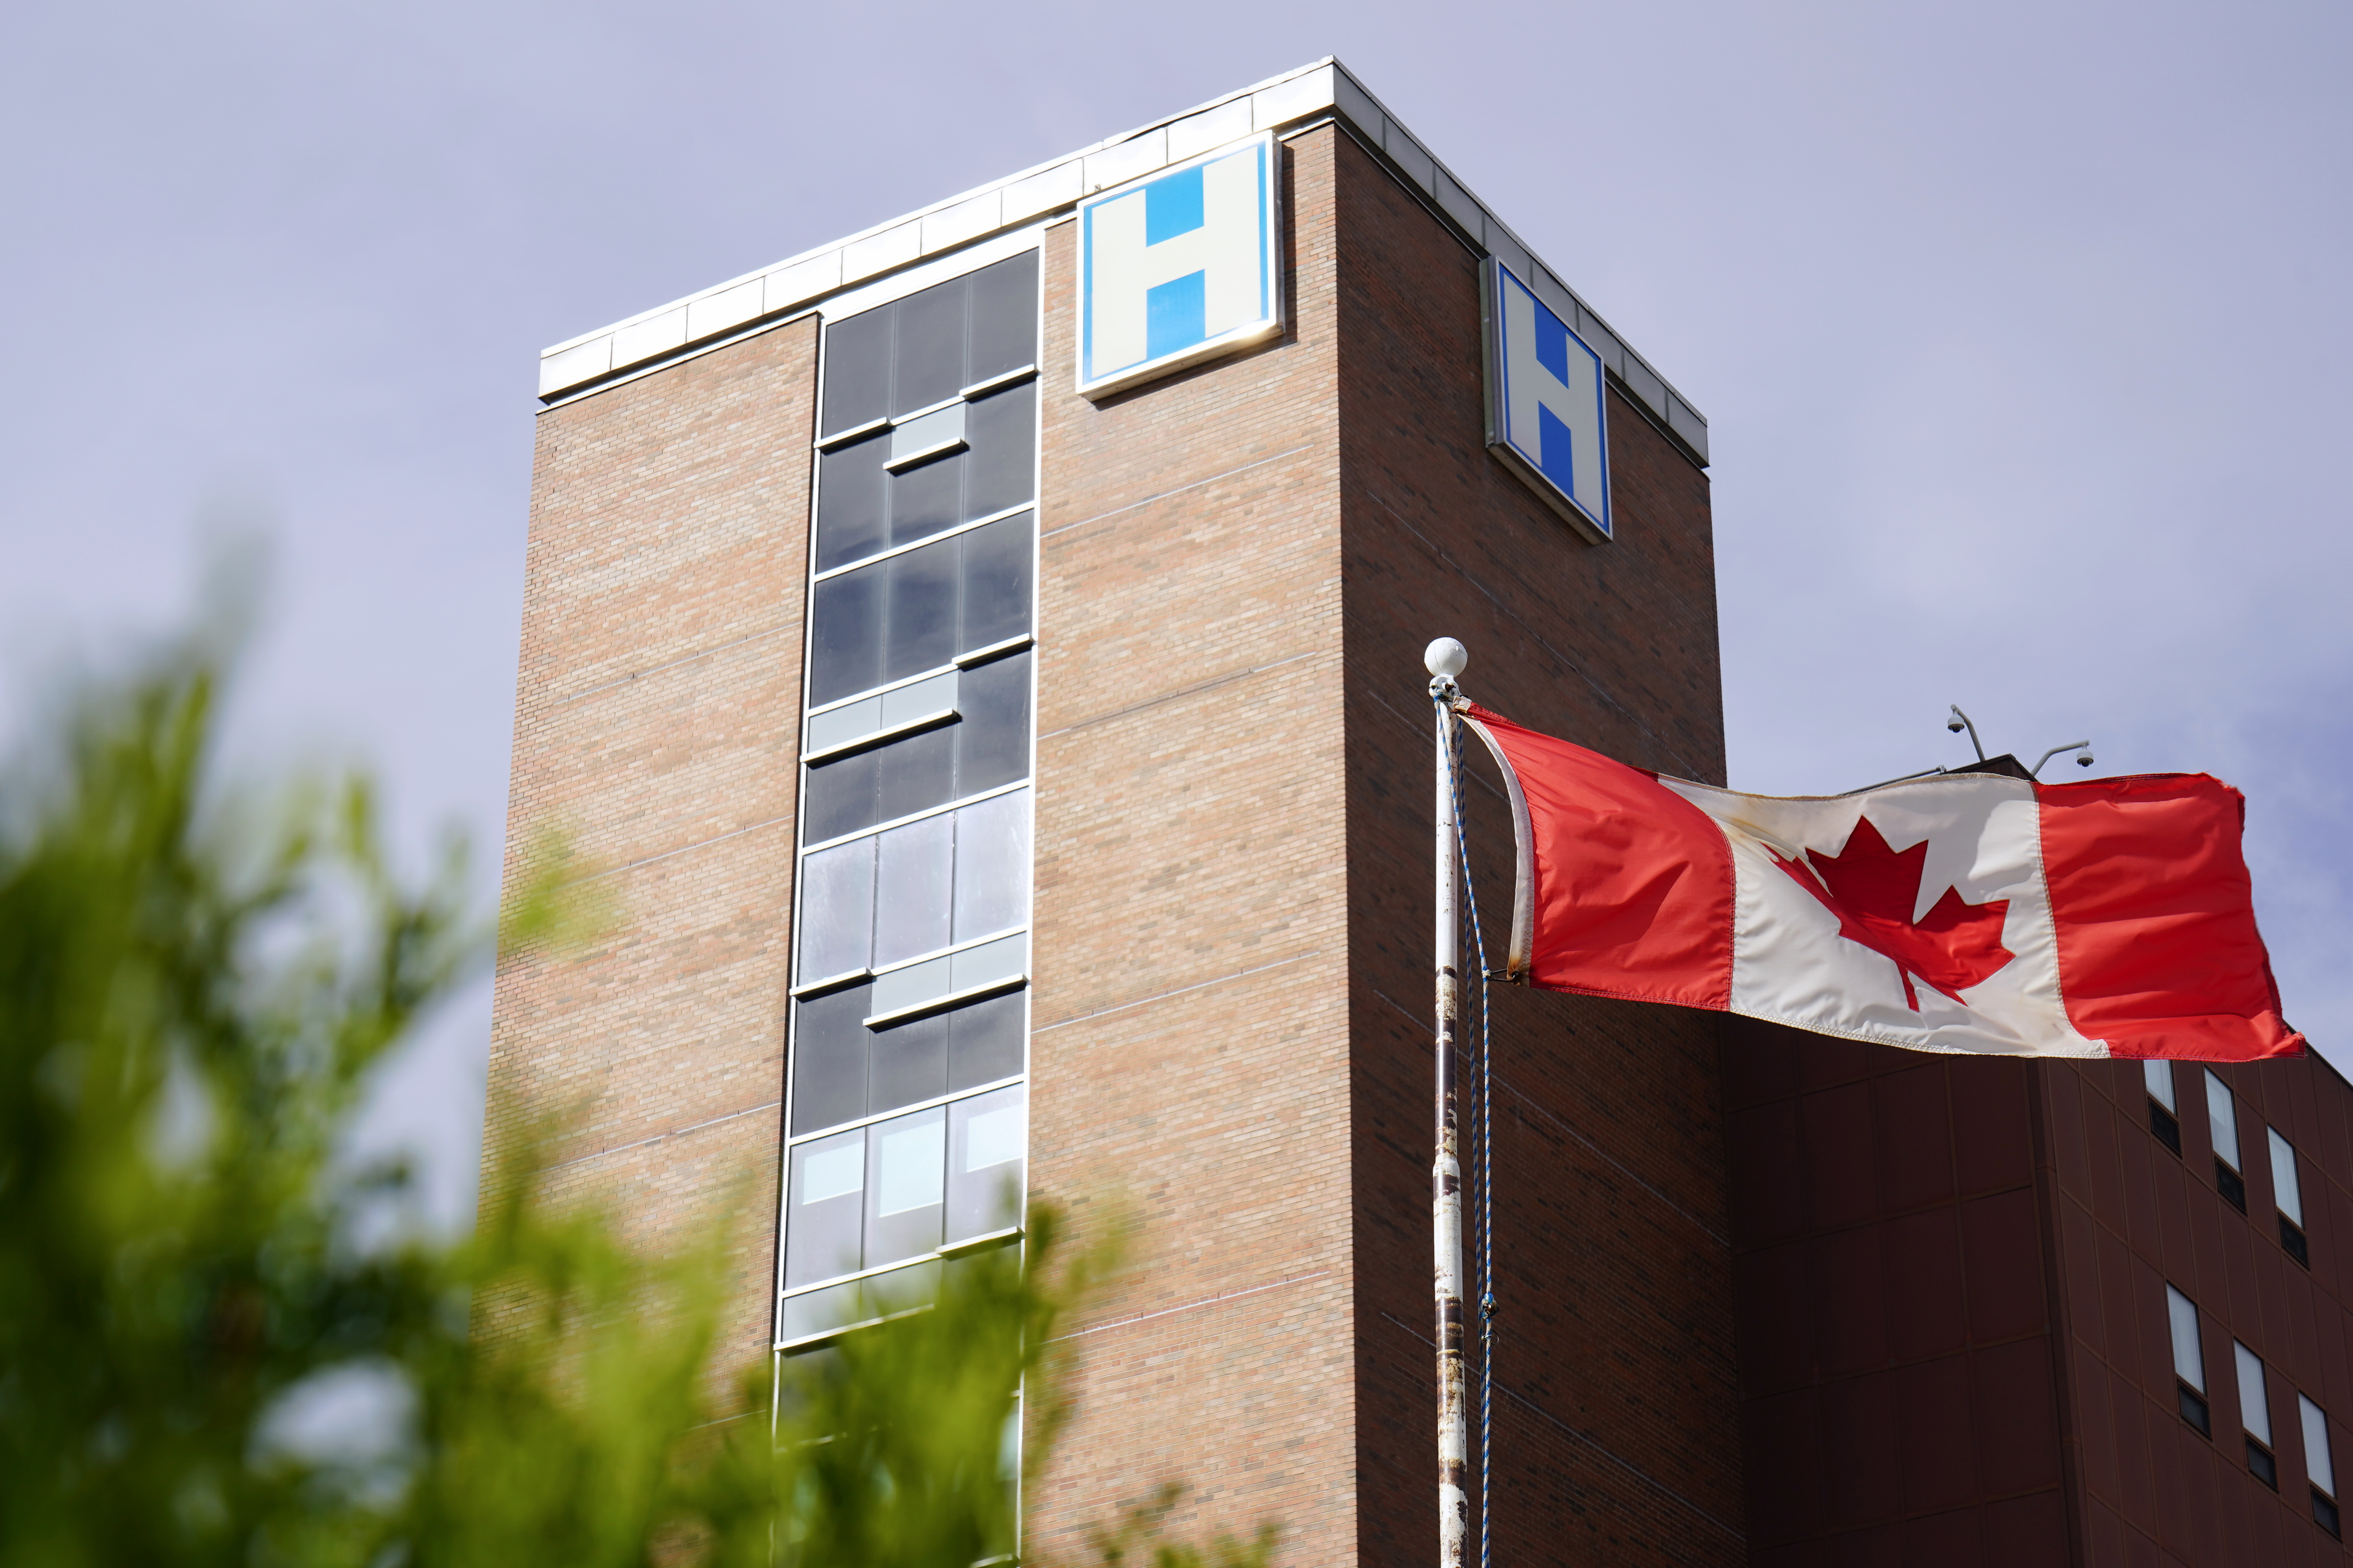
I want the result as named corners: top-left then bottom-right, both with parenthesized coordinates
top-left (1456, 709), bottom-right (1535, 979)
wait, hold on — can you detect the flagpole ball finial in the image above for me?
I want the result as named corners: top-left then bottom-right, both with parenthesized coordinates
top-left (1425, 638), bottom-right (1469, 678)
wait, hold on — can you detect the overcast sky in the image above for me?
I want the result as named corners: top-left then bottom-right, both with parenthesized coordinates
top-left (4, 0), bottom-right (2345, 1228)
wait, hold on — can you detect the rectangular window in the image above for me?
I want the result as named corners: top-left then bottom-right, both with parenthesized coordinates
top-left (802, 652), bottom-right (1033, 843)
top-left (2170, 1285), bottom-right (2211, 1435)
top-left (2270, 1126), bottom-right (2311, 1266)
top-left (788, 985), bottom-right (1026, 1137)
top-left (2306, 1395), bottom-right (2341, 1537)
top-left (793, 790), bottom-right (1034, 983)
top-left (2238, 1342), bottom-right (2278, 1487)
top-left (813, 251), bottom-right (1040, 573)
top-left (2146, 1060), bottom-right (2183, 1155)
top-left (807, 515), bottom-right (1036, 707)
top-left (2271, 1128), bottom-right (2305, 1224)
top-left (781, 242), bottom-right (1038, 1352)
top-left (2207, 1070), bottom-right (2247, 1211)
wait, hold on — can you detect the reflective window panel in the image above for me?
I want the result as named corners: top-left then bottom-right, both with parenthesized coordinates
top-left (807, 515), bottom-right (1035, 707)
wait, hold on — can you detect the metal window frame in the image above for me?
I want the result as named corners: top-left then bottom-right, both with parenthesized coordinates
top-left (775, 237), bottom-right (1042, 1352)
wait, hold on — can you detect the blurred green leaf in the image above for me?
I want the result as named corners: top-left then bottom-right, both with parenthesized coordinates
top-left (0, 616), bottom-right (1278, 1568)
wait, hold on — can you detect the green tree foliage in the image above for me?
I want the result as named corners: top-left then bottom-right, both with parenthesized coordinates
top-left (0, 637), bottom-right (1276, 1567)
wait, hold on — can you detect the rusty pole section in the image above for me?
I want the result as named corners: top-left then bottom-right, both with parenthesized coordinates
top-left (1425, 637), bottom-right (1471, 1568)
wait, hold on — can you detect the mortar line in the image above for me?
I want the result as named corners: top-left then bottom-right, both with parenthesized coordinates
top-left (548, 620), bottom-right (797, 707)
top-left (1039, 651), bottom-right (1318, 739)
top-left (561, 814), bottom-right (794, 887)
top-left (1033, 950), bottom-right (1321, 1034)
top-left (1041, 445), bottom-right (1313, 540)
top-left (542, 1099), bottom-right (783, 1174)
top-left (1051, 1269), bottom-right (1331, 1342)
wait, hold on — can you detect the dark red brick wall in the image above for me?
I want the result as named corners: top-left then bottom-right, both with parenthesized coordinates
top-left (1722, 1019), bottom-right (2068, 1565)
top-left (1724, 1019), bottom-right (2353, 1567)
top-left (1332, 129), bottom-right (1747, 1568)
top-left (2046, 1053), bottom-right (2353, 1566)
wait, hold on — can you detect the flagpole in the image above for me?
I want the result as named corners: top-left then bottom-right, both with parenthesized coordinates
top-left (1426, 636), bottom-right (1471, 1568)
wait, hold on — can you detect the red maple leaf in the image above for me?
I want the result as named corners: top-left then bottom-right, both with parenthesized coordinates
top-left (1766, 815), bottom-right (2015, 1011)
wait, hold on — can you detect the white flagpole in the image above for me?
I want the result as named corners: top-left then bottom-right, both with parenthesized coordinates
top-left (1425, 637), bottom-right (1471, 1568)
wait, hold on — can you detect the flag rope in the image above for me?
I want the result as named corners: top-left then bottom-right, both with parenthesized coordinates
top-left (1444, 707), bottom-right (1498, 1568)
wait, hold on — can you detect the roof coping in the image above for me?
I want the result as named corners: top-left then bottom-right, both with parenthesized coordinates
top-left (535, 58), bottom-right (1707, 466)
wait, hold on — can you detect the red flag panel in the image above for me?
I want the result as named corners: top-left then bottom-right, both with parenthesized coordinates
top-left (2037, 775), bottom-right (2304, 1061)
top-left (1462, 703), bottom-right (1734, 1008)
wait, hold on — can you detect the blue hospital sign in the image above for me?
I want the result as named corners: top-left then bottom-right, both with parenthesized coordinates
top-left (1077, 134), bottom-right (1281, 399)
top-left (1483, 259), bottom-right (1612, 543)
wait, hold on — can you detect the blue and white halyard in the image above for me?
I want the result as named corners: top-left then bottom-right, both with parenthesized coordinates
top-left (1483, 259), bottom-right (1613, 543)
top-left (1076, 133), bottom-right (1283, 399)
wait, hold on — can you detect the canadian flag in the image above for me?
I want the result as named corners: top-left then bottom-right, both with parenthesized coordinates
top-left (1460, 703), bottom-right (2303, 1062)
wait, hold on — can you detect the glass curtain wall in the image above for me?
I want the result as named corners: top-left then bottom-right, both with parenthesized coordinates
top-left (777, 248), bottom-right (1040, 1346)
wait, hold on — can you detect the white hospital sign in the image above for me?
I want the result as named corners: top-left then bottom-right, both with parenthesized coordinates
top-left (1076, 134), bottom-right (1281, 399)
top-left (1483, 259), bottom-right (1612, 543)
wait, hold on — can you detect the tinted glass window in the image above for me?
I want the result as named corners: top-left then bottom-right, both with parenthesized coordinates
top-left (798, 836), bottom-right (876, 984)
top-left (875, 724), bottom-right (957, 825)
top-left (873, 813), bottom-right (954, 969)
top-left (894, 284), bottom-right (967, 416)
top-left (815, 435), bottom-right (888, 572)
top-left (885, 538), bottom-right (959, 683)
top-left (803, 745), bottom-right (882, 844)
top-left (967, 252), bottom-right (1038, 384)
top-left (960, 514), bottom-right (1033, 652)
top-left (808, 562), bottom-right (885, 706)
top-left (870, 1009), bottom-right (949, 1115)
top-left (889, 449), bottom-right (963, 548)
top-left (808, 519), bottom-right (1034, 708)
top-left (801, 655), bottom-right (1030, 842)
top-left (952, 789), bottom-right (1030, 943)
top-left (820, 309), bottom-right (890, 436)
top-left (791, 984), bottom-right (873, 1134)
top-left (821, 255), bottom-right (1035, 439)
top-left (964, 382), bottom-right (1036, 520)
top-left (947, 1085), bottom-right (1025, 1242)
top-left (956, 653), bottom-right (1031, 796)
top-left (785, 1129), bottom-right (867, 1287)
top-left (794, 988), bottom-right (1023, 1138)
top-left (813, 259), bottom-right (1039, 575)
top-left (866, 1106), bottom-right (946, 1267)
top-left (948, 990), bottom-right (1026, 1090)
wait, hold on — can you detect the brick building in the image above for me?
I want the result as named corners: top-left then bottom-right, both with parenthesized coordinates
top-left (487, 57), bottom-right (2349, 1568)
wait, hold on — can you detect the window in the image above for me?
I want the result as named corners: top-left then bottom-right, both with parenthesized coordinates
top-left (794, 790), bottom-right (1033, 984)
top-left (2207, 1070), bottom-right (2247, 1212)
top-left (803, 652), bottom-right (1033, 843)
top-left (2270, 1127), bottom-right (2310, 1266)
top-left (813, 251), bottom-right (1040, 573)
top-left (2305, 1394), bottom-right (2341, 1538)
top-left (2238, 1342), bottom-right (2278, 1487)
top-left (2169, 1285), bottom-right (2211, 1435)
top-left (780, 245), bottom-right (1039, 1352)
top-left (2145, 1059), bottom-right (2182, 1155)
top-left (807, 514), bottom-right (1035, 708)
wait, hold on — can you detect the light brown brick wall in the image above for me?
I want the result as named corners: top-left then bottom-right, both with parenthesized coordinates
top-left (486, 319), bottom-right (818, 1388)
top-left (1027, 129), bottom-right (1357, 1561)
top-left (487, 119), bottom-right (1749, 1564)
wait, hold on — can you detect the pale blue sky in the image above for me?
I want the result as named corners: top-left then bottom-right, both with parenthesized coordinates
top-left (3, 0), bottom-right (2345, 1227)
